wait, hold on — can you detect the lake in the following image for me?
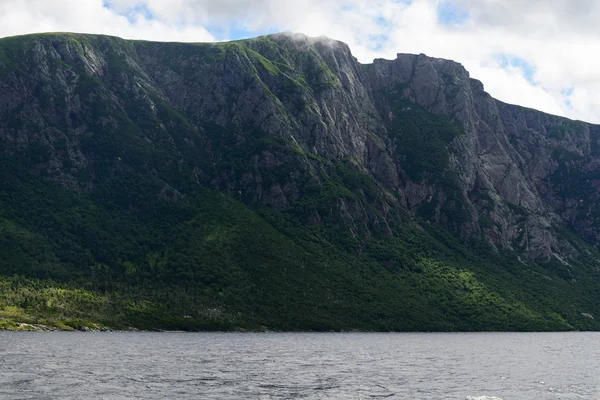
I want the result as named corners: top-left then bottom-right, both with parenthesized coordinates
top-left (0, 332), bottom-right (599, 399)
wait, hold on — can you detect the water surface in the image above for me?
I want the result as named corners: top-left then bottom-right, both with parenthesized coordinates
top-left (1, 332), bottom-right (599, 399)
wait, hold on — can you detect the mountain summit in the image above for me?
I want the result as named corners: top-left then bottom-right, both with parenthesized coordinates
top-left (1, 32), bottom-right (599, 331)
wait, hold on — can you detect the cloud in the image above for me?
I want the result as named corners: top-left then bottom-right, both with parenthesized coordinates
top-left (451, 0), bottom-right (600, 35)
top-left (0, 0), bottom-right (214, 43)
top-left (0, 0), bottom-right (599, 123)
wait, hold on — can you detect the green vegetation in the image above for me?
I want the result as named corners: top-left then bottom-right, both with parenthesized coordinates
top-left (386, 87), bottom-right (463, 182)
top-left (1, 134), bottom-right (597, 331)
top-left (1, 33), bottom-right (600, 332)
top-left (385, 86), bottom-right (471, 228)
top-left (548, 120), bottom-right (585, 140)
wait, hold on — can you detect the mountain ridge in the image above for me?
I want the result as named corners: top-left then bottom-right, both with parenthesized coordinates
top-left (1, 31), bottom-right (600, 331)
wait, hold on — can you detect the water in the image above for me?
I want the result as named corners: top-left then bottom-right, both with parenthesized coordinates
top-left (0, 332), bottom-right (599, 399)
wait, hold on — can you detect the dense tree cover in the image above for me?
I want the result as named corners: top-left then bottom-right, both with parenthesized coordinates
top-left (1, 138), bottom-right (599, 331)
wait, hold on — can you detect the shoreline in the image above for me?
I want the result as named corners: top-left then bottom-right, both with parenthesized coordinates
top-left (0, 325), bottom-right (590, 334)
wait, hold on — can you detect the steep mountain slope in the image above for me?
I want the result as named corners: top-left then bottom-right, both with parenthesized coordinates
top-left (1, 32), bottom-right (600, 331)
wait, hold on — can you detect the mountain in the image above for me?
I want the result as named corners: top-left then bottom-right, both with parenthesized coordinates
top-left (1, 32), bottom-right (600, 331)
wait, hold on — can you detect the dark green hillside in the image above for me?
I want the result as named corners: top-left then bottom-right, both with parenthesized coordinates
top-left (1, 33), bottom-right (600, 331)
top-left (1, 154), bottom-right (592, 331)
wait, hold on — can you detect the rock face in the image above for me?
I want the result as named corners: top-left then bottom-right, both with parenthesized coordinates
top-left (2, 32), bottom-right (598, 263)
top-left (5, 32), bottom-right (600, 331)
top-left (366, 52), bottom-right (600, 261)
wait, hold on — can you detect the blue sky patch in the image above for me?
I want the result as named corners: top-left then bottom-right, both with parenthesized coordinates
top-left (128, 4), bottom-right (155, 23)
top-left (437, 0), bottom-right (469, 26)
top-left (562, 87), bottom-right (574, 109)
top-left (494, 54), bottom-right (537, 85)
top-left (367, 34), bottom-right (389, 51)
top-left (103, 1), bottom-right (155, 23)
top-left (206, 24), bottom-right (281, 42)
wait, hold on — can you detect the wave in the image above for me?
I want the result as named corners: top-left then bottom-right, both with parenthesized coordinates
top-left (465, 397), bottom-right (504, 400)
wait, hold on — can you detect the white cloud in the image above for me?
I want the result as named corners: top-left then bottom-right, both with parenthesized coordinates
top-left (0, 0), bottom-right (599, 123)
top-left (0, 0), bottom-right (214, 43)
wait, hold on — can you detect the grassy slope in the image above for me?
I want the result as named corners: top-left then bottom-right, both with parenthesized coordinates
top-left (0, 33), bottom-right (599, 331)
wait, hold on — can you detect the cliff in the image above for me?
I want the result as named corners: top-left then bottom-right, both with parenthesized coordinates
top-left (1, 32), bottom-right (599, 331)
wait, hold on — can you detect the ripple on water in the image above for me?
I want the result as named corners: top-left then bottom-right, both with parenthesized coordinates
top-left (0, 332), bottom-right (599, 399)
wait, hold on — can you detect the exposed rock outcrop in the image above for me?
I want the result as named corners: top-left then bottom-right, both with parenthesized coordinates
top-left (1, 32), bottom-right (599, 263)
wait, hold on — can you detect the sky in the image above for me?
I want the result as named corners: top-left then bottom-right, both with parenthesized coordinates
top-left (0, 0), bottom-right (599, 123)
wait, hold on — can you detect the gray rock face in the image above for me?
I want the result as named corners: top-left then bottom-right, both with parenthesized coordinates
top-left (1, 32), bottom-right (600, 262)
top-left (365, 53), bottom-right (599, 260)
